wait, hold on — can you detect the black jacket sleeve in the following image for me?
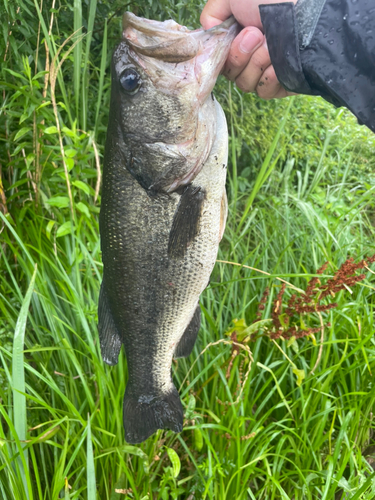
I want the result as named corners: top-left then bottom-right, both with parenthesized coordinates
top-left (259, 0), bottom-right (375, 133)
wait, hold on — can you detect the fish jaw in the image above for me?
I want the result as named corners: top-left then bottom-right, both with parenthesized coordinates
top-left (122, 13), bottom-right (239, 103)
top-left (108, 14), bottom-right (239, 193)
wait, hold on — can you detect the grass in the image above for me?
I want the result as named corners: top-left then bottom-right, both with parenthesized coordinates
top-left (1, 0), bottom-right (375, 499)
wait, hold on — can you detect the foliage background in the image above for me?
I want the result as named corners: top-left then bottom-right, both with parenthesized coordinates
top-left (1, 0), bottom-right (375, 499)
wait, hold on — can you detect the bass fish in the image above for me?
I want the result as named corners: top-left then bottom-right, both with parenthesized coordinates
top-left (99, 12), bottom-right (238, 444)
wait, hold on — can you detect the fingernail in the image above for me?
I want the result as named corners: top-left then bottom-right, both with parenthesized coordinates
top-left (239, 29), bottom-right (263, 54)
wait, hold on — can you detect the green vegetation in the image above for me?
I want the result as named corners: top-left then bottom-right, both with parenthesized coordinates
top-left (1, 1), bottom-right (375, 499)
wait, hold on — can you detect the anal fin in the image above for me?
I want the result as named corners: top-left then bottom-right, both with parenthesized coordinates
top-left (174, 305), bottom-right (201, 358)
top-left (98, 280), bottom-right (122, 366)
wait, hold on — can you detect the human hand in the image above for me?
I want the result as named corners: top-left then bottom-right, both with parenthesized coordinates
top-left (200, 0), bottom-right (297, 99)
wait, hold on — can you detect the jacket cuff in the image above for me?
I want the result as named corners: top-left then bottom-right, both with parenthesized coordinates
top-left (259, 2), bottom-right (313, 95)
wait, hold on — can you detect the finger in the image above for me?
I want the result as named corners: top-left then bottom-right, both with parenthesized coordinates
top-left (256, 66), bottom-right (288, 99)
top-left (222, 27), bottom-right (264, 81)
top-left (234, 42), bottom-right (271, 93)
top-left (200, 0), bottom-right (232, 30)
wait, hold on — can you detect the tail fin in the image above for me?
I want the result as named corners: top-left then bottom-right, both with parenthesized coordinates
top-left (123, 385), bottom-right (183, 444)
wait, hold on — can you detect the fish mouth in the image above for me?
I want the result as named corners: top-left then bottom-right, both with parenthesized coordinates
top-left (122, 12), bottom-right (239, 65)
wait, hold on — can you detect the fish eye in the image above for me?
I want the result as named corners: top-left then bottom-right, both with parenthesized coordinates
top-left (119, 68), bottom-right (141, 94)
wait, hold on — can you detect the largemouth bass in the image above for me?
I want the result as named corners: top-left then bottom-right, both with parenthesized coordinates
top-left (99, 12), bottom-right (239, 444)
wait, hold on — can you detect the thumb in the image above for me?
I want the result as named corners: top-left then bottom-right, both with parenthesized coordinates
top-left (200, 0), bottom-right (232, 30)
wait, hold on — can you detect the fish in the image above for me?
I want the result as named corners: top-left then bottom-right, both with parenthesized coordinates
top-left (98, 12), bottom-right (239, 444)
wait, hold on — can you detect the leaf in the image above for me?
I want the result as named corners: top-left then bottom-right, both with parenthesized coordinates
top-left (46, 220), bottom-right (56, 240)
top-left (25, 153), bottom-right (35, 168)
top-left (11, 142), bottom-right (29, 156)
top-left (166, 448), bottom-right (181, 478)
top-left (4, 68), bottom-right (28, 80)
top-left (32, 425), bottom-right (60, 443)
top-left (291, 341), bottom-right (299, 354)
top-left (66, 158), bottom-right (74, 171)
top-left (36, 101), bottom-right (51, 110)
top-left (204, 409), bottom-right (221, 423)
top-left (287, 336), bottom-right (299, 353)
top-left (224, 318), bottom-right (247, 337)
top-left (185, 394), bottom-right (196, 419)
top-left (76, 202), bottom-right (90, 218)
top-left (309, 332), bottom-right (317, 346)
top-left (64, 148), bottom-right (77, 158)
top-left (194, 428), bottom-right (203, 451)
top-left (56, 222), bottom-right (74, 238)
top-left (224, 318), bottom-right (272, 342)
top-left (46, 196), bottom-right (70, 208)
top-left (32, 70), bottom-right (49, 80)
top-left (104, 445), bottom-right (149, 474)
top-left (61, 126), bottom-right (76, 138)
top-left (292, 368), bottom-right (305, 387)
top-left (14, 127), bottom-right (31, 141)
top-left (13, 264), bottom-right (37, 495)
top-left (72, 180), bottom-right (90, 195)
top-left (279, 313), bottom-right (289, 328)
top-left (44, 126), bottom-right (58, 134)
top-left (86, 414), bottom-right (96, 500)
top-left (238, 319), bottom-right (273, 342)
top-left (287, 336), bottom-right (296, 348)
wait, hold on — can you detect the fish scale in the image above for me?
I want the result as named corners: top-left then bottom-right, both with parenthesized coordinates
top-left (99, 13), bottom-right (239, 443)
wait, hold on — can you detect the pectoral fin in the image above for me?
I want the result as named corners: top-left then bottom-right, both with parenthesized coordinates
top-left (98, 280), bottom-right (122, 365)
top-left (168, 184), bottom-right (205, 259)
top-left (174, 305), bottom-right (201, 358)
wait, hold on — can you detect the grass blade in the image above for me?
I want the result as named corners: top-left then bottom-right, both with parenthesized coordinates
top-left (74, 0), bottom-right (83, 124)
top-left (12, 264), bottom-right (37, 499)
top-left (82, 0), bottom-right (98, 129)
top-left (86, 414), bottom-right (96, 500)
top-left (95, 17), bottom-right (108, 136)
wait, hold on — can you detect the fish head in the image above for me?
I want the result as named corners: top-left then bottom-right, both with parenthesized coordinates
top-left (109, 13), bottom-right (239, 192)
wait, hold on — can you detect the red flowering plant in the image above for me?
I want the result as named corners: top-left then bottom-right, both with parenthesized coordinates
top-left (223, 255), bottom-right (375, 388)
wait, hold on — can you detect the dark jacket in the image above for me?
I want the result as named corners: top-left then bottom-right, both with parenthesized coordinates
top-left (260, 0), bottom-right (375, 132)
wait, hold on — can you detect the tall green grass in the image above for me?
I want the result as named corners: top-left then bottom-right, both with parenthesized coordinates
top-left (1, 1), bottom-right (375, 499)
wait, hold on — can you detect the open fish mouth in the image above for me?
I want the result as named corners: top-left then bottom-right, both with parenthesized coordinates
top-left (122, 12), bottom-right (238, 61)
top-left (122, 12), bottom-right (239, 100)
